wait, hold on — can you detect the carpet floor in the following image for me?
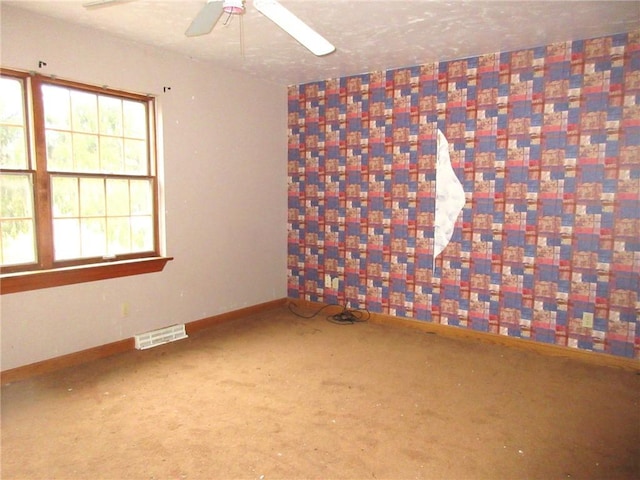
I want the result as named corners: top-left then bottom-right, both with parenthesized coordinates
top-left (2, 305), bottom-right (639, 479)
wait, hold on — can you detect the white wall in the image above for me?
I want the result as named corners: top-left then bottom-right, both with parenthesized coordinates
top-left (0, 6), bottom-right (288, 370)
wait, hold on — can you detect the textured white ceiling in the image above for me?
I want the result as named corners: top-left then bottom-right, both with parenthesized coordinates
top-left (4, 0), bottom-right (640, 85)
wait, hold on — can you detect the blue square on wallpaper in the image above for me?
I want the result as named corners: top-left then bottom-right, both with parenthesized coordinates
top-left (519, 70), bottom-right (534, 81)
top-left (609, 340), bottom-right (634, 358)
top-left (624, 127), bottom-right (640, 146)
top-left (421, 79), bottom-right (438, 95)
top-left (564, 176), bottom-right (576, 192)
top-left (614, 271), bottom-right (639, 290)
top-left (524, 244), bottom-right (536, 258)
top-left (607, 105), bottom-right (622, 121)
top-left (603, 178), bottom-right (618, 193)
top-left (505, 231), bottom-right (525, 246)
top-left (512, 201), bottom-right (526, 214)
top-left (475, 198), bottom-right (495, 214)
top-left (620, 310), bottom-right (637, 323)
top-left (577, 338), bottom-right (594, 350)
top-left (556, 310), bottom-right (567, 325)
top-left (628, 50), bottom-right (640, 68)
top-left (509, 167), bottom-right (529, 182)
top-left (594, 59), bottom-right (612, 72)
top-left (564, 145), bottom-right (578, 159)
top-left (544, 132), bottom-right (566, 149)
top-left (612, 32), bottom-right (629, 46)
top-left (580, 165), bottom-right (604, 182)
top-left (480, 72), bottom-right (499, 89)
top-left (605, 140), bottom-right (620, 156)
top-left (529, 144), bottom-right (541, 159)
top-left (590, 134), bottom-right (608, 145)
top-left (548, 169), bottom-right (565, 181)
top-left (567, 107), bottom-right (582, 125)
top-left (537, 264), bottom-right (559, 282)
top-left (478, 293), bottom-right (490, 302)
top-left (560, 244), bottom-right (573, 260)
top-left (586, 204), bottom-right (603, 214)
top-left (534, 330), bottom-right (555, 345)
top-left (576, 234), bottom-right (599, 251)
top-left (533, 76), bottom-right (544, 93)
top-left (449, 107), bottom-right (466, 123)
top-left (480, 170), bottom-right (495, 181)
top-left (474, 259), bottom-right (491, 275)
top-left (541, 200), bottom-right (562, 215)
top-left (477, 233), bottom-right (492, 243)
top-left (547, 236), bottom-right (561, 247)
top-left (558, 279), bottom-right (570, 293)
top-left (511, 102), bottom-right (532, 118)
top-left (594, 317), bottom-right (608, 331)
top-left (585, 97), bottom-right (609, 115)
top-left (547, 62), bottom-right (569, 81)
top-left (597, 246), bottom-right (612, 261)
top-left (620, 201), bottom-right (640, 219)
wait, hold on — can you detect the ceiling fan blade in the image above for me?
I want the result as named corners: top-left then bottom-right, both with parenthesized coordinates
top-left (83, 0), bottom-right (134, 9)
top-left (185, 0), bottom-right (225, 37)
top-left (253, 0), bottom-right (335, 56)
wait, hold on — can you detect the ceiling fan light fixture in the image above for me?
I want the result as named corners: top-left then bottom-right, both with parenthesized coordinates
top-left (223, 0), bottom-right (245, 15)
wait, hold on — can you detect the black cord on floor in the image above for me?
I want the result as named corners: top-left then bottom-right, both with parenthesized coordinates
top-left (288, 301), bottom-right (370, 325)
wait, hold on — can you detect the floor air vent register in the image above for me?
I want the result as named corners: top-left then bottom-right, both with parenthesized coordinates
top-left (134, 324), bottom-right (188, 350)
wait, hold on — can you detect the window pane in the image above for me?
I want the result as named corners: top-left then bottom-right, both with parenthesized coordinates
top-left (0, 173), bottom-right (36, 266)
top-left (81, 217), bottom-right (106, 257)
top-left (106, 179), bottom-right (130, 216)
top-left (99, 96), bottom-right (123, 136)
top-left (46, 130), bottom-right (73, 171)
top-left (107, 217), bottom-right (130, 255)
top-left (1, 220), bottom-right (36, 266)
top-left (0, 77), bottom-right (28, 169)
top-left (53, 218), bottom-right (81, 260)
top-left (0, 77), bottom-right (25, 125)
top-left (130, 179), bottom-right (152, 215)
top-left (124, 139), bottom-right (147, 174)
top-left (131, 215), bottom-right (153, 251)
top-left (71, 90), bottom-right (98, 134)
top-left (80, 177), bottom-right (105, 217)
top-left (0, 126), bottom-right (27, 169)
top-left (0, 173), bottom-right (33, 217)
top-left (43, 85), bottom-right (71, 130)
top-left (123, 101), bottom-right (147, 139)
top-left (73, 133), bottom-right (99, 172)
top-left (100, 136), bottom-right (124, 173)
top-left (51, 176), bottom-right (79, 218)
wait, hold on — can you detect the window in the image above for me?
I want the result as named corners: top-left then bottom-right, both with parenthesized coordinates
top-left (0, 69), bottom-right (170, 294)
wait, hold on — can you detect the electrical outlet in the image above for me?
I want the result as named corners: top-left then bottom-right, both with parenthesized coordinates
top-left (582, 312), bottom-right (594, 329)
top-left (121, 302), bottom-right (130, 318)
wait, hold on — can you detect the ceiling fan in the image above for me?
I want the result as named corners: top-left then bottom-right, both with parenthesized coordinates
top-left (83, 0), bottom-right (335, 57)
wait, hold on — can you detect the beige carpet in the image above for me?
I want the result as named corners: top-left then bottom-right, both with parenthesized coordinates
top-left (2, 306), bottom-right (639, 479)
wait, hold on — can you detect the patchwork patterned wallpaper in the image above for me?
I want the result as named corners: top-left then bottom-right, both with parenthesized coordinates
top-left (287, 31), bottom-right (640, 359)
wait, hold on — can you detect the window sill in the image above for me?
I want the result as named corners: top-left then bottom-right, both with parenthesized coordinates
top-left (0, 256), bottom-right (173, 295)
